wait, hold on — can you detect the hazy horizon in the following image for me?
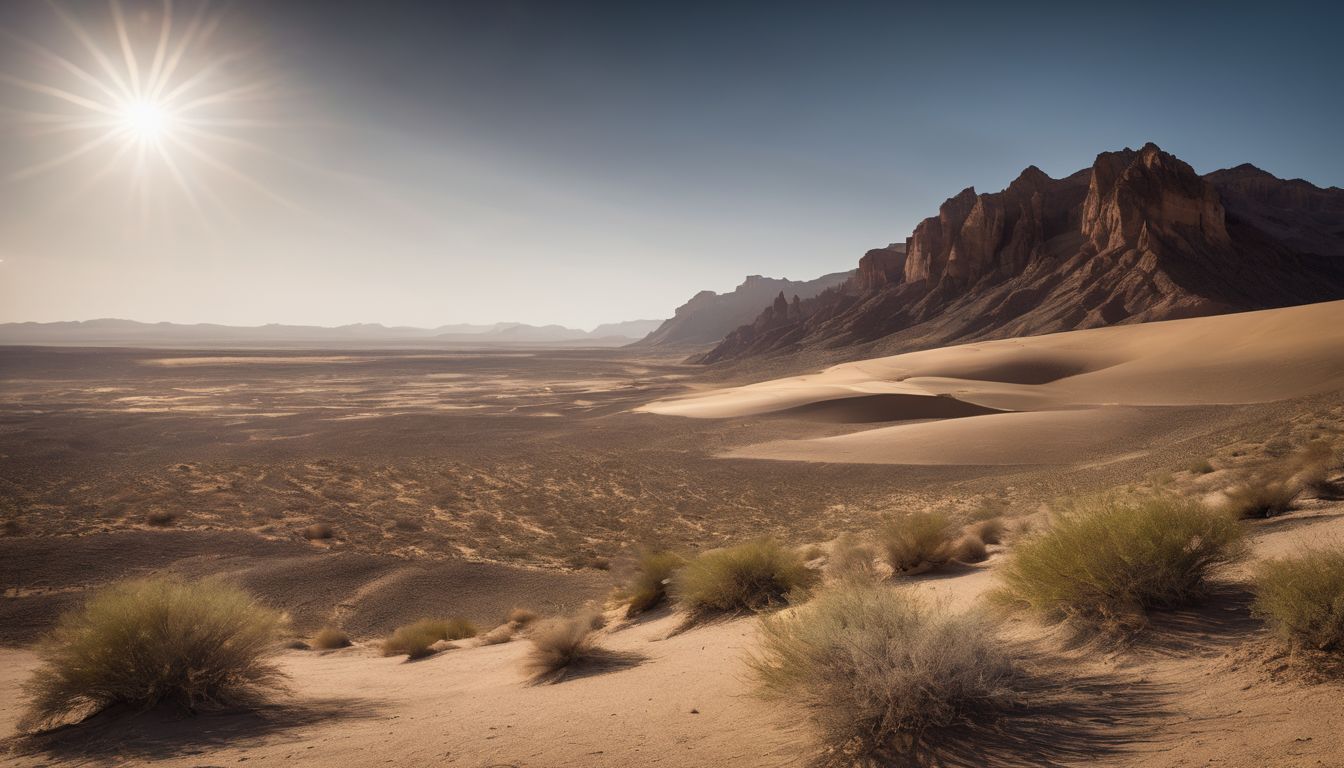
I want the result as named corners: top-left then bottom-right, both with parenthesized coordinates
top-left (2, 0), bottom-right (1341, 329)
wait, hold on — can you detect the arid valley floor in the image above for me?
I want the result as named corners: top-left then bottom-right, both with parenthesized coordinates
top-left (4, 302), bottom-right (1344, 767)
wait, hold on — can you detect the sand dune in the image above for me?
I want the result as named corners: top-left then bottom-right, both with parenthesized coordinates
top-left (640, 301), bottom-right (1344, 464)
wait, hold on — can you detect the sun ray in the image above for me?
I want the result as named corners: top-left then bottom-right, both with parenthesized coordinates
top-left (144, 0), bottom-right (174, 97)
top-left (0, 28), bottom-right (127, 107)
top-left (44, 0), bottom-right (136, 102)
top-left (109, 0), bottom-right (143, 98)
top-left (6, 130), bottom-right (124, 181)
top-left (148, 3), bottom-right (218, 100)
top-left (164, 132), bottom-right (304, 213)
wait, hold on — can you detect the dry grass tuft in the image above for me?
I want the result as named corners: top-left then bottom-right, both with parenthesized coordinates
top-left (624, 550), bottom-right (687, 618)
top-left (144, 509), bottom-right (177, 527)
top-left (750, 583), bottom-right (1019, 766)
top-left (993, 495), bottom-right (1246, 633)
top-left (880, 511), bottom-right (957, 574)
top-left (302, 522), bottom-right (334, 540)
top-left (950, 535), bottom-right (988, 564)
top-left (382, 618), bottom-right (477, 660)
top-left (507, 607), bottom-right (539, 627)
top-left (311, 627), bottom-right (351, 650)
top-left (967, 517), bottom-right (1005, 545)
top-left (1252, 547), bottom-right (1344, 654)
top-left (826, 533), bottom-right (880, 582)
top-left (20, 577), bottom-right (286, 733)
top-left (522, 613), bottom-right (640, 684)
top-left (478, 623), bottom-right (516, 646)
top-left (1223, 478), bottom-right (1300, 519)
top-left (674, 539), bottom-right (817, 620)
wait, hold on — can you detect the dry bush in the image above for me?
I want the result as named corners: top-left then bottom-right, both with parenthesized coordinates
top-left (522, 613), bottom-right (638, 684)
top-left (1224, 477), bottom-right (1300, 519)
top-left (302, 522), bottom-right (334, 540)
top-left (507, 607), bottom-right (538, 627)
top-left (478, 623), bottom-right (516, 646)
top-left (1252, 547), bottom-right (1344, 653)
top-left (750, 583), bottom-right (1019, 766)
top-left (20, 577), bottom-right (286, 733)
top-left (827, 533), bottom-right (880, 582)
top-left (994, 495), bottom-right (1246, 633)
top-left (674, 539), bottom-right (817, 620)
top-left (624, 550), bottom-right (688, 618)
top-left (950, 535), bottom-right (988, 564)
top-left (880, 511), bottom-right (957, 574)
top-left (382, 617), bottom-right (477, 660)
top-left (1187, 459), bottom-right (1216, 475)
top-left (967, 517), bottom-right (1005, 545)
top-left (312, 627), bottom-right (351, 650)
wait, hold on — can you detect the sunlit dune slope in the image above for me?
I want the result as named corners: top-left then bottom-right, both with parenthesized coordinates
top-left (638, 300), bottom-right (1344, 464)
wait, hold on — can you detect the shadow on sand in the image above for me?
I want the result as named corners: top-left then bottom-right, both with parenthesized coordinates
top-left (8, 696), bottom-right (385, 765)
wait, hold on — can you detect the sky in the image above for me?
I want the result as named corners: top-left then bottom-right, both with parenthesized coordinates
top-left (1, 0), bottom-right (1341, 330)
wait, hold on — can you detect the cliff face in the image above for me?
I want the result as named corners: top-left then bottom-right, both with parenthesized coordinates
top-left (637, 271), bottom-right (852, 347)
top-left (697, 143), bottom-right (1344, 364)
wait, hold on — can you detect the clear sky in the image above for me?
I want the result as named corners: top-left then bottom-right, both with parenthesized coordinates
top-left (1, 0), bottom-right (1340, 329)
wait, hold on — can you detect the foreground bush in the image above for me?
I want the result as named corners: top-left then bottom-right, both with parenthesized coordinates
top-left (522, 613), bottom-right (635, 684)
top-left (675, 539), bottom-right (816, 619)
top-left (21, 577), bottom-right (286, 732)
top-left (750, 583), bottom-right (1018, 765)
top-left (994, 496), bottom-right (1245, 631)
top-left (382, 617), bottom-right (477, 659)
top-left (1252, 548), bottom-right (1344, 653)
top-left (624, 550), bottom-right (688, 618)
top-left (880, 511), bottom-right (957, 574)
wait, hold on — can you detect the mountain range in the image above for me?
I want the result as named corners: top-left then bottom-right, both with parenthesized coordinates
top-left (636, 271), bottom-right (853, 347)
top-left (696, 143), bottom-right (1344, 364)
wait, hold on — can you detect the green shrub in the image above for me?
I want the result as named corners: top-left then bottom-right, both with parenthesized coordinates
top-left (21, 577), bottom-right (286, 732)
top-left (624, 550), bottom-right (688, 618)
top-left (675, 539), bottom-right (816, 619)
top-left (1252, 548), bottom-right (1344, 653)
top-left (994, 495), bottom-right (1246, 632)
top-left (382, 617), bottom-right (477, 659)
top-left (880, 511), bottom-right (956, 574)
top-left (311, 627), bottom-right (351, 650)
top-left (750, 583), bottom-right (1019, 765)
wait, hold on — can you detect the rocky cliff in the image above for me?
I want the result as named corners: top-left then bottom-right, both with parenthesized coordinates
top-left (637, 271), bottom-right (853, 347)
top-left (697, 143), bottom-right (1344, 364)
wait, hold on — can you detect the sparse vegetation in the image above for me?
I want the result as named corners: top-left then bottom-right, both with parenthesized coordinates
top-left (1252, 547), bottom-right (1344, 653)
top-left (507, 607), bottom-right (538, 627)
top-left (1188, 459), bottom-right (1216, 475)
top-left (144, 509), bottom-right (177, 527)
top-left (950, 534), bottom-right (988, 564)
top-left (478, 623), bottom-right (516, 645)
top-left (750, 583), bottom-right (1019, 766)
top-left (303, 522), bottom-right (334, 540)
top-left (826, 533), bottom-right (880, 582)
top-left (1224, 477), bottom-right (1300, 518)
top-left (312, 627), bottom-right (352, 650)
top-left (967, 517), bottom-right (1005, 545)
top-left (674, 539), bottom-right (817, 619)
top-left (994, 495), bottom-right (1246, 632)
top-left (20, 577), bottom-right (286, 733)
top-left (880, 511), bottom-right (956, 574)
top-left (522, 612), bottom-right (636, 684)
top-left (382, 618), bottom-right (477, 659)
top-left (624, 550), bottom-right (687, 618)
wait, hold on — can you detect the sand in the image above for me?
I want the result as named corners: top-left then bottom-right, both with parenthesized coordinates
top-left (640, 300), bottom-right (1344, 465)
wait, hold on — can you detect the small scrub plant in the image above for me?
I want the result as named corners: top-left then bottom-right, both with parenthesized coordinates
top-left (1188, 459), bottom-right (1216, 475)
top-left (966, 517), bottom-right (1005, 545)
top-left (950, 535), bottom-right (988, 564)
top-left (674, 539), bottom-right (817, 620)
top-left (20, 577), bottom-right (286, 733)
top-left (311, 627), bottom-right (352, 650)
top-left (880, 511), bottom-right (957, 574)
top-left (1252, 547), bottom-right (1344, 654)
top-left (624, 550), bottom-right (688, 618)
top-left (144, 509), bottom-right (177, 527)
top-left (507, 607), bottom-right (539, 627)
top-left (994, 495), bottom-right (1246, 632)
top-left (826, 533), bottom-right (880, 582)
top-left (302, 522), bottom-right (334, 540)
top-left (522, 612), bottom-right (637, 684)
top-left (382, 617), bottom-right (477, 660)
top-left (750, 583), bottom-right (1019, 766)
top-left (1223, 477), bottom-right (1299, 518)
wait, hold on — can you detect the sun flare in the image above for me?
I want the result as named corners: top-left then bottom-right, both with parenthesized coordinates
top-left (117, 99), bottom-right (175, 143)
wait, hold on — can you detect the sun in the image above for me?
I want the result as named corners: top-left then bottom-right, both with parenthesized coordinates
top-left (117, 99), bottom-right (175, 144)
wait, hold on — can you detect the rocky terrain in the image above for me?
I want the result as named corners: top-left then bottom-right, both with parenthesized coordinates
top-left (637, 271), bottom-right (853, 348)
top-left (698, 144), bottom-right (1344, 364)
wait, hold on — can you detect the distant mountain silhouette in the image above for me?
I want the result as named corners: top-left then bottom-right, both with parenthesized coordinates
top-left (636, 271), bottom-right (853, 347)
top-left (698, 143), bottom-right (1344, 364)
top-left (0, 318), bottom-right (662, 348)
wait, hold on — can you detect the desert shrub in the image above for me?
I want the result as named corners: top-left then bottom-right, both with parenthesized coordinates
top-left (1223, 478), bottom-right (1299, 518)
top-left (801, 544), bottom-right (826, 562)
top-left (145, 509), bottom-right (177, 527)
top-left (312, 627), bottom-right (351, 650)
top-left (20, 577), bottom-right (286, 732)
top-left (674, 539), bottom-right (817, 619)
top-left (1188, 459), bottom-right (1216, 475)
top-left (478, 623), bottom-right (516, 646)
top-left (994, 496), bottom-right (1245, 632)
top-left (624, 550), bottom-right (688, 618)
top-left (1252, 548), bottom-right (1344, 653)
top-left (950, 535), bottom-right (988, 564)
top-left (382, 617), bottom-right (477, 659)
top-left (880, 511), bottom-right (957, 574)
top-left (507, 607), bottom-right (538, 627)
top-left (522, 612), bottom-right (634, 684)
top-left (750, 583), bottom-right (1019, 765)
top-left (827, 533), bottom-right (880, 582)
top-left (967, 517), bottom-right (1005, 545)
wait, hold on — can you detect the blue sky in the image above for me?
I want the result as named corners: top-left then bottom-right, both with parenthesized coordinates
top-left (1, 0), bottom-right (1339, 328)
